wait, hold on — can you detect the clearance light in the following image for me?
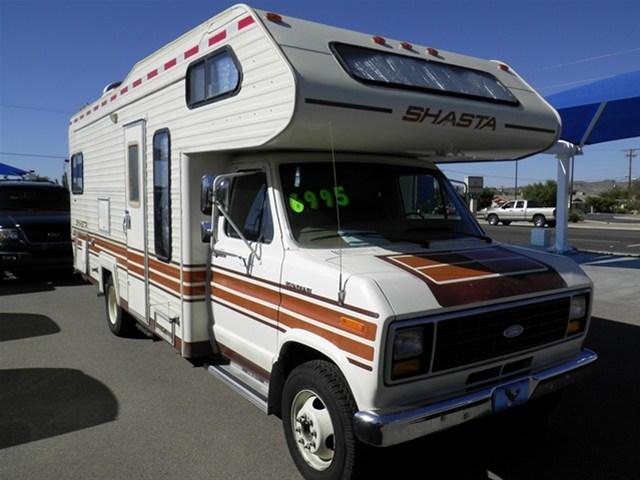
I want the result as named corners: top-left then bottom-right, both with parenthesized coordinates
top-left (400, 41), bottom-right (413, 50)
top-left (498, 63), bottom-right (511, 72)
top-left (426, 47), bottom-right (439, 56)
top-left (339, 316), bottom-right (366, 334)
top-left (372, 35), bottom-right (386, 45)
top-left (266, 12), bottom-right (282, 22)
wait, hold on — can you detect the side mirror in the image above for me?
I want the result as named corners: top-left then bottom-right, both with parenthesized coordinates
top-left (200, 175), bottom-right (215, 215)
top-left (212, 176), bottom-right (232, 209)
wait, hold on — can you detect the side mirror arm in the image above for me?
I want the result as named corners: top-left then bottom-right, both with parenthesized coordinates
top-left (210, 200), bottom-right (261, 261)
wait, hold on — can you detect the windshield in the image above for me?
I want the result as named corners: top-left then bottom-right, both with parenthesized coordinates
top-left (0, 185), bottom-right (70, 212)
top-left (279, 162), bottom-right (483, 248)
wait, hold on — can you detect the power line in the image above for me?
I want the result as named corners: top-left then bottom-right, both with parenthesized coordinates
top-left (537, 47), bottom-right (640, 71)
top-left (0, 151), bottom-right (66, 159)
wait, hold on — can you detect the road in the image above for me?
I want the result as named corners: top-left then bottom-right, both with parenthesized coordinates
top-left (2, 277), bottom-right (639, 480)
top-left (484, 224), bottom-right (640, 255)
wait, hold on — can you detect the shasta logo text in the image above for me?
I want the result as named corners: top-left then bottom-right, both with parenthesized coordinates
top-left (402, 106), bottom-right (497, 131)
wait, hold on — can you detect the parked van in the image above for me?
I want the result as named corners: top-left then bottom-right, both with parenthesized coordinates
top-left (69, 5), bottom-right (596, 479)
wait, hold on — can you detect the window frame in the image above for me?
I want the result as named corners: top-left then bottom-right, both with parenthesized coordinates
top-left (152, 128), bottom-right (172, 262)
top-left (330, 42), bottom-right (520, 107)
top-left (70, 152), bottom-right (83, 194)
top-left (185, 45), bottom-right (243, 109)
top-left (223, 171), bottom-right (274, 245)
top-left (127, 142), bottom-right (141, 208)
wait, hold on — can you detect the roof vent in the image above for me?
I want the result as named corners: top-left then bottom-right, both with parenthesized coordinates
top-left (103, 81), bottom-right (122, 95)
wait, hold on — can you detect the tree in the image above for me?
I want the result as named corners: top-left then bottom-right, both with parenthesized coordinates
top-left (478, 187), bottom-right (497, 209)
top-left (520, 180), bottom-right (557, 207)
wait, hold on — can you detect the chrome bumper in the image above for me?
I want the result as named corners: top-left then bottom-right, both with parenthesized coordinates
top-left (354, 348), bottom-right (597, 447)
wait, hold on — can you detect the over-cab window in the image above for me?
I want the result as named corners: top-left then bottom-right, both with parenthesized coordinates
top-left (153, 129), bottom-right (171, 262)
top-left (225, 172), bottom-right (273, 243)
top-left (331, 43), bottom-right (518, 105)
top-left (127, 143), bottom-right (140, 206)
top-left (186, 47), bottom-right (241, 108)
top-left (71, 153), bottom-right (83, 194)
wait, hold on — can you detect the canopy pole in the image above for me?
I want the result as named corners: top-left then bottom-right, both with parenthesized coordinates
top-left (554, 153), bottom-right (572, 253)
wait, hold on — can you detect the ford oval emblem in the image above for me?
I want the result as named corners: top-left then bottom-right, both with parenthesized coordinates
top-left (503, 324), bottom-right (524, 339)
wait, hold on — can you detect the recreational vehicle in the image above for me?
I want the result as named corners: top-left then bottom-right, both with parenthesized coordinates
top-left (69, 5), bottom-right (596, 479)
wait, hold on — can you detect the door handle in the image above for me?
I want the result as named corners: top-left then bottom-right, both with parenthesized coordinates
top-left (122, 210), bottom-right (131, 232)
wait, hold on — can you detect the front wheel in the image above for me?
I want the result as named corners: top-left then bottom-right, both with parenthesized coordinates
top-left (282, 360), bottom-right (372, 480)
top-left (487, 214), bottom-right (499, 226)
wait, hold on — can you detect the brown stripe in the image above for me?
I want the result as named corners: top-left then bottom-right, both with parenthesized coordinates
top-left (348, 358), bottom-right (373, 371)
top-left (218, 344), bottom-right (271, 382)
top-left (213, 287), bottom-right (279, 323)
top-left (279, 312), bottom-right (374, 361)
top-left (213, 272), bottom-right (377, 341)
top-left (214, 264), bottom-right (379, 318)
top-left (212, 299), bottom-right (284, 332)
top-left (213, 271), bottom-right (281, 306)
top-left (379, 246), bottom-right (567, 308)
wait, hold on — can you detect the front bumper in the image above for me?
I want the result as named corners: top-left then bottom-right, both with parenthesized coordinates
top-left (354, 348), bottom-right (597, 447)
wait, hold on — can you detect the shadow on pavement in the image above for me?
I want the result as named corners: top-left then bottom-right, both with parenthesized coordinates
top-left (0, 313), bottom-right (60, 342)
top-left (0, 273), bottom-right (86, 296)
top-left (0, 368), bottom-right (118, 450)
top-left (372, 318), bottom-right (639, 480)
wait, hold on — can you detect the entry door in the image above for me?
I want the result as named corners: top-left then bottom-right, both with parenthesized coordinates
top-left (123, 121), bottom-right (148, 321)
top-left (210, 167), bottom-right (284, 374)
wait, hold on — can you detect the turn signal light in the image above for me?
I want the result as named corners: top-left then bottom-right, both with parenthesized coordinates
top-left (339, 316), bottom-right (366, 334)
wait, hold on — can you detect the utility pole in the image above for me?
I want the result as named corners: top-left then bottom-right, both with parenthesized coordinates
top-left (623, 149), bottom-right (637, 197)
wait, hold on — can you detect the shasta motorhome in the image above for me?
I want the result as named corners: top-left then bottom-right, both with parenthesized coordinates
top-left (69, 5), bottom-right (596, 479)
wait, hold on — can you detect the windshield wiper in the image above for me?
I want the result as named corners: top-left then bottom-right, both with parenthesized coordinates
top-left (308, 230), bottom-right (381, 242)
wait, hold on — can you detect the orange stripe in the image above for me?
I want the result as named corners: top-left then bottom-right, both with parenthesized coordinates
top-left (279, 312), bottom-right (374, 361)
top-left (213, 272), bottom-right (377, 341)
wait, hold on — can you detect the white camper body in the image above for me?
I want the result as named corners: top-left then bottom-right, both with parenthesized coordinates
top-left (69, 5), bottom-right (595, 479)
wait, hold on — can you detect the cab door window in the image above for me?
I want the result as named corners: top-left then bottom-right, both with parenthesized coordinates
top-left (224, 172), bottom-right (273, 243)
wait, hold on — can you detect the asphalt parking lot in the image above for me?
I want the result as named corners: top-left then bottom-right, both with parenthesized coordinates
top-left (1, 277), bottom-right (639, 480)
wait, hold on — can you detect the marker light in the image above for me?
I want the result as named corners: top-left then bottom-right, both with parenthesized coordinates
top-left (372, 35), bottom-right (386, 45)
top-left (426, 47), bottom-right (439, 56)
top-left (266, 12), bottom-right (282, 22)
top-left (400, 41), bottom-right (413, 50)
top-left (498, 63), bottom-right (510, 72)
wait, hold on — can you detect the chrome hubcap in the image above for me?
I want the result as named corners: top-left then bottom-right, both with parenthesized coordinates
top-left (291, 389), bottom-right (335, 471)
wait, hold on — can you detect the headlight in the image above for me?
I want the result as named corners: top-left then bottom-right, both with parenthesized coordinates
top-left (0, 228), bottom-right (20, 241)
top-left (569, 295), bottom-right (587, 320)
top-left (567, 294), bottom-right (589, 336)
top-left (390, 324), bottom-right (434, 380)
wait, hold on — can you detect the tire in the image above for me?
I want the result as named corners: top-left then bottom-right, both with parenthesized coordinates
top-left (487, 214), bottom-right (499, 226)
top-left (501, 220), bottom-right (511, 226)
top-left (282, 360), bottom-right (372, 480)
top-left (533, 215), bottom-right (546, 228)
top-left (105, 276), bottom-right (135, 337)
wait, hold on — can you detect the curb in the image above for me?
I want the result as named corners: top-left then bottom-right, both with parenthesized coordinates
top-left (479, 219), bottom-right (640, 231)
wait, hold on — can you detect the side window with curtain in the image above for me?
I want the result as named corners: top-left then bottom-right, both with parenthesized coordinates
top-left (71, 153), bottom-right (83, 194)
top-left (153, 129), bottom-right (171, 261)
top-left (224, 172), bottom-right (273, 243)
top-left (186, 47), bottom-right (241, 108)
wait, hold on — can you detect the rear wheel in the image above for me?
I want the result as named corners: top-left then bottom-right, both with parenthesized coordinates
top-left (105, 276), bottom-right (135, 337)
top-left (533, 215), bottom-right (546, 228)
top-left (487, 214), bottom-right (499, 226)
top-left (282, 360), bottom-right (372, 480)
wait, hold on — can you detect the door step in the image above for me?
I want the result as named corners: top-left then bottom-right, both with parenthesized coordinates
top-left (208, 362), bottom-right (269, 413)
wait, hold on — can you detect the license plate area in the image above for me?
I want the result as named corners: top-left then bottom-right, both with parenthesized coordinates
top-left (492, 379), bottom-right (531, 413)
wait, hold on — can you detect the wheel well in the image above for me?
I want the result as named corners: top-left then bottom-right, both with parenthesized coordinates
top-left (268, 342), bottom-right (333, 418)
top-left (101, 268), bottom-right (113, 291)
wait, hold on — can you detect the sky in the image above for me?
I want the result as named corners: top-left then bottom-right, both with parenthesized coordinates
top-left (1, 0), bottom-right (639, 188)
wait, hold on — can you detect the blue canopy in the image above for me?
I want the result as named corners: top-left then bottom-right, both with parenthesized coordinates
top-left (0, 162), bottom-right (28, 176)
top-left (546, 70), bottom-right (640, 145)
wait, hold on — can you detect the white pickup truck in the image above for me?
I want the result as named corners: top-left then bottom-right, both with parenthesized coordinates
top-left (486, 200), bottom-right (556, 227)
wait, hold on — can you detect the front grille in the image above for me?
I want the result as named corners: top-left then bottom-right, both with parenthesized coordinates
top-left (432, 297), bottom-right (570, 372)
top-left (21, 224), bottom-right (71, 243)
